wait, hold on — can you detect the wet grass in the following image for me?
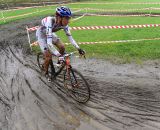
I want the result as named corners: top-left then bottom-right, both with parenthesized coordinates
top-left (1, 0), bottom-right (160, 24)
top-left (32, 39), bottom-right (160, 64)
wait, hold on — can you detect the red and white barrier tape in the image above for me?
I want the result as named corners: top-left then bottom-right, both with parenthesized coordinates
top-left (70, 24), bottom-right (160, 31)
top-left (26, 24), bottom-right (160, 32)
top-left (30, 37), bottom-right (160, 47)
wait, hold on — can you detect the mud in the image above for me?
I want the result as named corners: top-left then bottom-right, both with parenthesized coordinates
top-left (0, 16), bottom-right (160, 130)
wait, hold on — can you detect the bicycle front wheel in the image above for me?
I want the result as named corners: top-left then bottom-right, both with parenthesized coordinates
top-left (64, 68), bottom-right (90, 103)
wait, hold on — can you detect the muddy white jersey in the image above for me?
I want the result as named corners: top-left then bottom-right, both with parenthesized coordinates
top-left (41, 16), bottom-right (79, 49)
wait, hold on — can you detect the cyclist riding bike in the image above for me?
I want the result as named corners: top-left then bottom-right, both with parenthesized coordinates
top-left (36, 6), bottom-right (85, 79)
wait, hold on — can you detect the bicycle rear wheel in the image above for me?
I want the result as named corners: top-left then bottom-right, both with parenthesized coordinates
top-left (37, 52), bottom-right (44, 70)
top-left (37, 52), bottom-right (55, 75)
top-left (64, 68), bottom-right (90, 103)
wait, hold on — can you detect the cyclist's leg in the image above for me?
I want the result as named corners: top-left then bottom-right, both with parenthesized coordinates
top-left (52, 33), bottom-right (65, 55)
top-left (43, 50), bottom-right (52, 75)
top-left (36, 28), bottom-right (52, 75)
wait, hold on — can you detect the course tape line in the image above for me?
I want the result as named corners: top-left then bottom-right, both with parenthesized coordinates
top-left (71, 24), bottom-right (160, 31)
top-left (85, 7), bottom-right (160, 12)
top-left (1, 6), bottom-right (158, 22)
top-left (30, 38), bottom-right (160, 46)
top-left (0, 9), bottom-right (51, 21)
top-left (27, 24), bottom-right (160, 32)
top-left (86, 13), bottom-right (160, 17)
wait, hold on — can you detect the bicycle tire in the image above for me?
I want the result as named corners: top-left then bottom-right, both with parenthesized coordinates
top-left (63, 68), bottom-right (90, 103)
top-left (37, 52), bottom-right (44, 70)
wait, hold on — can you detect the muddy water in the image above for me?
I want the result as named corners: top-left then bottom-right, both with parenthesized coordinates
top-left (0, 16), bottom-right (160, 130)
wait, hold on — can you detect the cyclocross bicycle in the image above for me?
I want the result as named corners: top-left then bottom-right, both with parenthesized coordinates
top-left (37, 52), bottom-right (90, 103)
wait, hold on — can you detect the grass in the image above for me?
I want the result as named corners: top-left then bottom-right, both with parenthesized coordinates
top-left (32, 16), bottom-right (160, 63)
top-left (0, 5), bottom-right (56, 24)
top-left (0, 5), bottom-right (82, 24)
top-left (70, 16), bottom-right (160, 26)
top-left (1, 0), bottom-right (160, 25)
top-left (57, 16), bottom-right (160, 42)
top-left (32, 40), bottom-right (160, 64)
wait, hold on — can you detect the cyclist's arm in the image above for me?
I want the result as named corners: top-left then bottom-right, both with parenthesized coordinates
top-left (45, 17), bottom-right (61, 56)
top-left (64, 26), bottom-right (80, 49)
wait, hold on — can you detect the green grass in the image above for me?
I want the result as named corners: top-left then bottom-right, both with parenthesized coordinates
top-left (52, 16), bottom-right (160, 62)
top-left (0, 5), bottom-right (82, 24)
top-left (0, 5), bottom-right (56, 24)
top-left (70, 16), bottom-right (160, 26)
top-left (1, 0), bottom-right (160, 25)
top-left (58, 16), bottom-right (160, 42)
top-left (32, 40), bottom-right (160, 63)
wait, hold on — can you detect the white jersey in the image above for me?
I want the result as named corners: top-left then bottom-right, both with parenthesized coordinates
top-left (41, 16), bottom-right (79, 49)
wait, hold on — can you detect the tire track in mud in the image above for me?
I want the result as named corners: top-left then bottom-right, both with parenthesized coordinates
top-left (7, 44), bottom-right (160, 130)
top-left (81, 76), bottom-right (160, 130)
top-left (0, 42), bottom-right (93, 130)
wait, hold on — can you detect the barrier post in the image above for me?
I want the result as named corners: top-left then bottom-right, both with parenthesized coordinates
top-left (149, 7), bottom-right (152, 16)
top-left (26, 26), bottom-right (32, 51)
top-left (43, 2), bottom-right (45, 7)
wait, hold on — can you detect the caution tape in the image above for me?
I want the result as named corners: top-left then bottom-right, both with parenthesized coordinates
top-left (30, 37), bottom-right (160, 47)
top-left (26, 24), bottom-right (160, 32)
top-left (70, 24), bottom-right (160, 31)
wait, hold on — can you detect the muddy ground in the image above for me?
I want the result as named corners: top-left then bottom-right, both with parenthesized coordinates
top-left (0, 16), bottom-right (160, 130)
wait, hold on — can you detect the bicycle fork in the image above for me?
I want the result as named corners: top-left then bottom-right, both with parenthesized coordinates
top-left (65, 56), bottom-right (79, 88)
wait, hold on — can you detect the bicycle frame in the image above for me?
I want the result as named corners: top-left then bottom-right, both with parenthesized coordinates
top-left (37, 51), bottom-right (90, 103)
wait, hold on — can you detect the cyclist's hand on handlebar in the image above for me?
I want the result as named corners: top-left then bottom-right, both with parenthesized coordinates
top-left (78, 48), bottom-right (85, 55)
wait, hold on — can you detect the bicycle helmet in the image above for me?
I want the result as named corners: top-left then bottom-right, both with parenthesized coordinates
top-left (56, 6), bottom-right (72, 17)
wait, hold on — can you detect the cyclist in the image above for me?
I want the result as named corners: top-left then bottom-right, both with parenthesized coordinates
top-left (36, 6), bottom-right (85, 79)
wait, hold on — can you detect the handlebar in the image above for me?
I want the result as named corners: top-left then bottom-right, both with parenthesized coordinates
top-left (64, 51), bottom-right (86, 59)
